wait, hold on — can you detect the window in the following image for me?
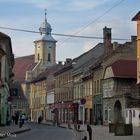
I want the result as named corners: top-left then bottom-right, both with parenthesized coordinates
top-left (97, 80), bottom-right (99, 93)
top-left (108, 108), bottom-right (112, 122)
top-left (126, 110), bottom-right (128, 118)
top-left (48, 53), bottom-right (51, 62)
top-left (133, 110), bottom-right (135, 117)
top-left (105, 109), bottom-right (108, 121)
top-left (94, 81), bottom-right (96, 94)
top-left (37, 53), bottom-right (40, 61)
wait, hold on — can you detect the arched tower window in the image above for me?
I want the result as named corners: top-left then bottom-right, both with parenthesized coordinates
top-left (38, 53), bottom-right (40, 61)
top-left (48, 53), bottom-right (51, 62)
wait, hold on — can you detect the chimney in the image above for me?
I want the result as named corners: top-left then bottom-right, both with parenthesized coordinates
top-left (58, 61), bottom-right (62, 65)
top-left (103, 26), bottom-right (112, 54)
top-left (65, 58), bottom-right (72, 65)
top-left (113, 42), bottom-right (118, 50)
top-left (131, 36), bottom-right (137, 42)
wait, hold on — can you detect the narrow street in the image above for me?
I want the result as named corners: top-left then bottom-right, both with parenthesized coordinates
top-left (4, 123), bottom-right (75, 140)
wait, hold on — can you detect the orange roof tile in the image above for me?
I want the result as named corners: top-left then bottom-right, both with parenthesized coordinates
top-left (111, 60), bottom-right (136, 78)
top-left (13, 55), bottom-right (36, 82)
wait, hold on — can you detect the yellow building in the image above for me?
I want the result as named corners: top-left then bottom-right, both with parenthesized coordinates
top-left (30, 72), bottom-right (46, 121)
top-left (132, 11), bottom-right (140, 83)
top-left (82, 72), bottom-right (93, 124)
top-left (91, 63), bottom-right (103, 125)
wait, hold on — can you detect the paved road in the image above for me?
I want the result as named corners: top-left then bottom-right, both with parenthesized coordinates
top-left (4, 122), bottom-right (75, 140)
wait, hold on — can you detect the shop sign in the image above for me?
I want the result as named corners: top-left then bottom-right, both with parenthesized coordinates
top-left (80, 98), bottom-right (86, 105)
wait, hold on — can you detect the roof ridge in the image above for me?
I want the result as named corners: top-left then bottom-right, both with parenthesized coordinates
top-left (15, 54), bottom-right (34, 59)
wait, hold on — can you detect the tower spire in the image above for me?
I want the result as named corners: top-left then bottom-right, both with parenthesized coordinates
top-left (45, 9), bottom-right (47, 21)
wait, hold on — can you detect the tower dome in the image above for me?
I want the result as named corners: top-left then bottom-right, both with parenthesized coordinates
top-left (34, 10), bottom-right (57, 67)
top-left (39, 10), bottom-right (52, 35)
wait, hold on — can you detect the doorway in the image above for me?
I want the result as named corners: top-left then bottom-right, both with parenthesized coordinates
top-left (114, 100), bottom-right (123, 123)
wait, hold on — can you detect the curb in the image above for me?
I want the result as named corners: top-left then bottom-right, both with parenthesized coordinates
top-left (14, 128), bottom-right (31, 134)
top-left (41, 122), bottom-right (52, 126)
top-left (58, 125), bottom-right (67, 129)
top-left (0, 128), bottom-right (31, 139)
top-left (41, 122), bottom-right (69, 129)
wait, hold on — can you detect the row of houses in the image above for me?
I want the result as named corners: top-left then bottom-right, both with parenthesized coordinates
top-left (12, 11), bottom-right (140, 127)
top-left (52, 29), bottom-right (139, 126)
top-left (28, 27), bottom-right (139, 126)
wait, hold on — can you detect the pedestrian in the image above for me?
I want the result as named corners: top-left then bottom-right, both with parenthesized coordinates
top-left (14, 112), bottom-right (19, 125)
top-left (38, 116), bottom-right (42, 124)
top-left (21, 114), bottom-right (25, 125)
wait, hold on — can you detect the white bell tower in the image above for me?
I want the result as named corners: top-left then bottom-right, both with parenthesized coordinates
top-left (34, 9), bottom-right (57, 68)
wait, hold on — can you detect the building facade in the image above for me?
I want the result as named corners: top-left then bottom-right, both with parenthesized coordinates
top-left (0, 32), bottom-right (14, 126)
top-left (82, 71), bottom-right (93, 124)
top-left (72, 41), bottom-right (104, 125)
top-left (30, 72), bottom-right (46, 121)
top-left (132, 11), bottom-right (140, 83)
top-left (54, 59), bottom-right (74, 123)
top-left (102, 60), bottom-right (138, 125)
top-left (91, 63), bottom-right (103, 125)
top-left (13, 12), bottom-right (57, 119)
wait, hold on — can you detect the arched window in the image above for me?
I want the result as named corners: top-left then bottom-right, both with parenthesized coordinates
top-left (37, 53), bottom-right (40, 61)
top-left (48, 53), bottom-right (51, 62)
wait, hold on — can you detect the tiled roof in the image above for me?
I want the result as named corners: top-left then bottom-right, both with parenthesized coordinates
top-left (54, 62), bottom-right (72, 76)
top-left (111, 60), bottom-right (136, 78)
top-left (13, 55), bottom-right (36, 82)
top-left (31, 70), bottom-right (48, 83)
top-left (31, 64), bottom-right (62, 83)
top-left (72, 43), bottom-right (104, 74)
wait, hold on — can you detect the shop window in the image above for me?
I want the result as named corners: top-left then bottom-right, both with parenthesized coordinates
top-left (108, 108), bottom-right (112, 122)
top-left (126, 110), bottom-right (128, 118)
top-left (105, 109), bottom-right (108, 121)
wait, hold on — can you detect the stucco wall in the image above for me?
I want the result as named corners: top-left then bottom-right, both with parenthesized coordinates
top-left (125, 108), bottom-right (140, 127)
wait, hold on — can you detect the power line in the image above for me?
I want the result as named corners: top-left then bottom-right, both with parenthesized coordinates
top-left (0, 26), bottom-right (39, 34)
top-left (58, 0), bottom-right (125, 46)
top-left (53, 33), bottom-right (129, 41)
top-left (0, 26), bottom-right (130, 41)
top-left (75, 0), bottom-right (125, 34)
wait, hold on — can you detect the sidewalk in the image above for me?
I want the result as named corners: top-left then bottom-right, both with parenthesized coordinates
top-left (41, 121), bottom-right (140, 140)
top-left (0, 123), bottom-right (31, 139)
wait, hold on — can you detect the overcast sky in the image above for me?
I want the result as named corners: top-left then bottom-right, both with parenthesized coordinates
top-left (0, 0), bottom-right (139, 62)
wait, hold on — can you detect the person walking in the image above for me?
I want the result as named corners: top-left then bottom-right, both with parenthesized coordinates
top-left (38, 116), bottom-right (42, 124)
top-left (14, 112), bottom-right (19, 125)
top-left (21, 114), bottom-right (25, 125)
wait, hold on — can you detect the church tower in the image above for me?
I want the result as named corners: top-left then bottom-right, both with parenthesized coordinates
top-left (34, 10), bottom-right (57, 68)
